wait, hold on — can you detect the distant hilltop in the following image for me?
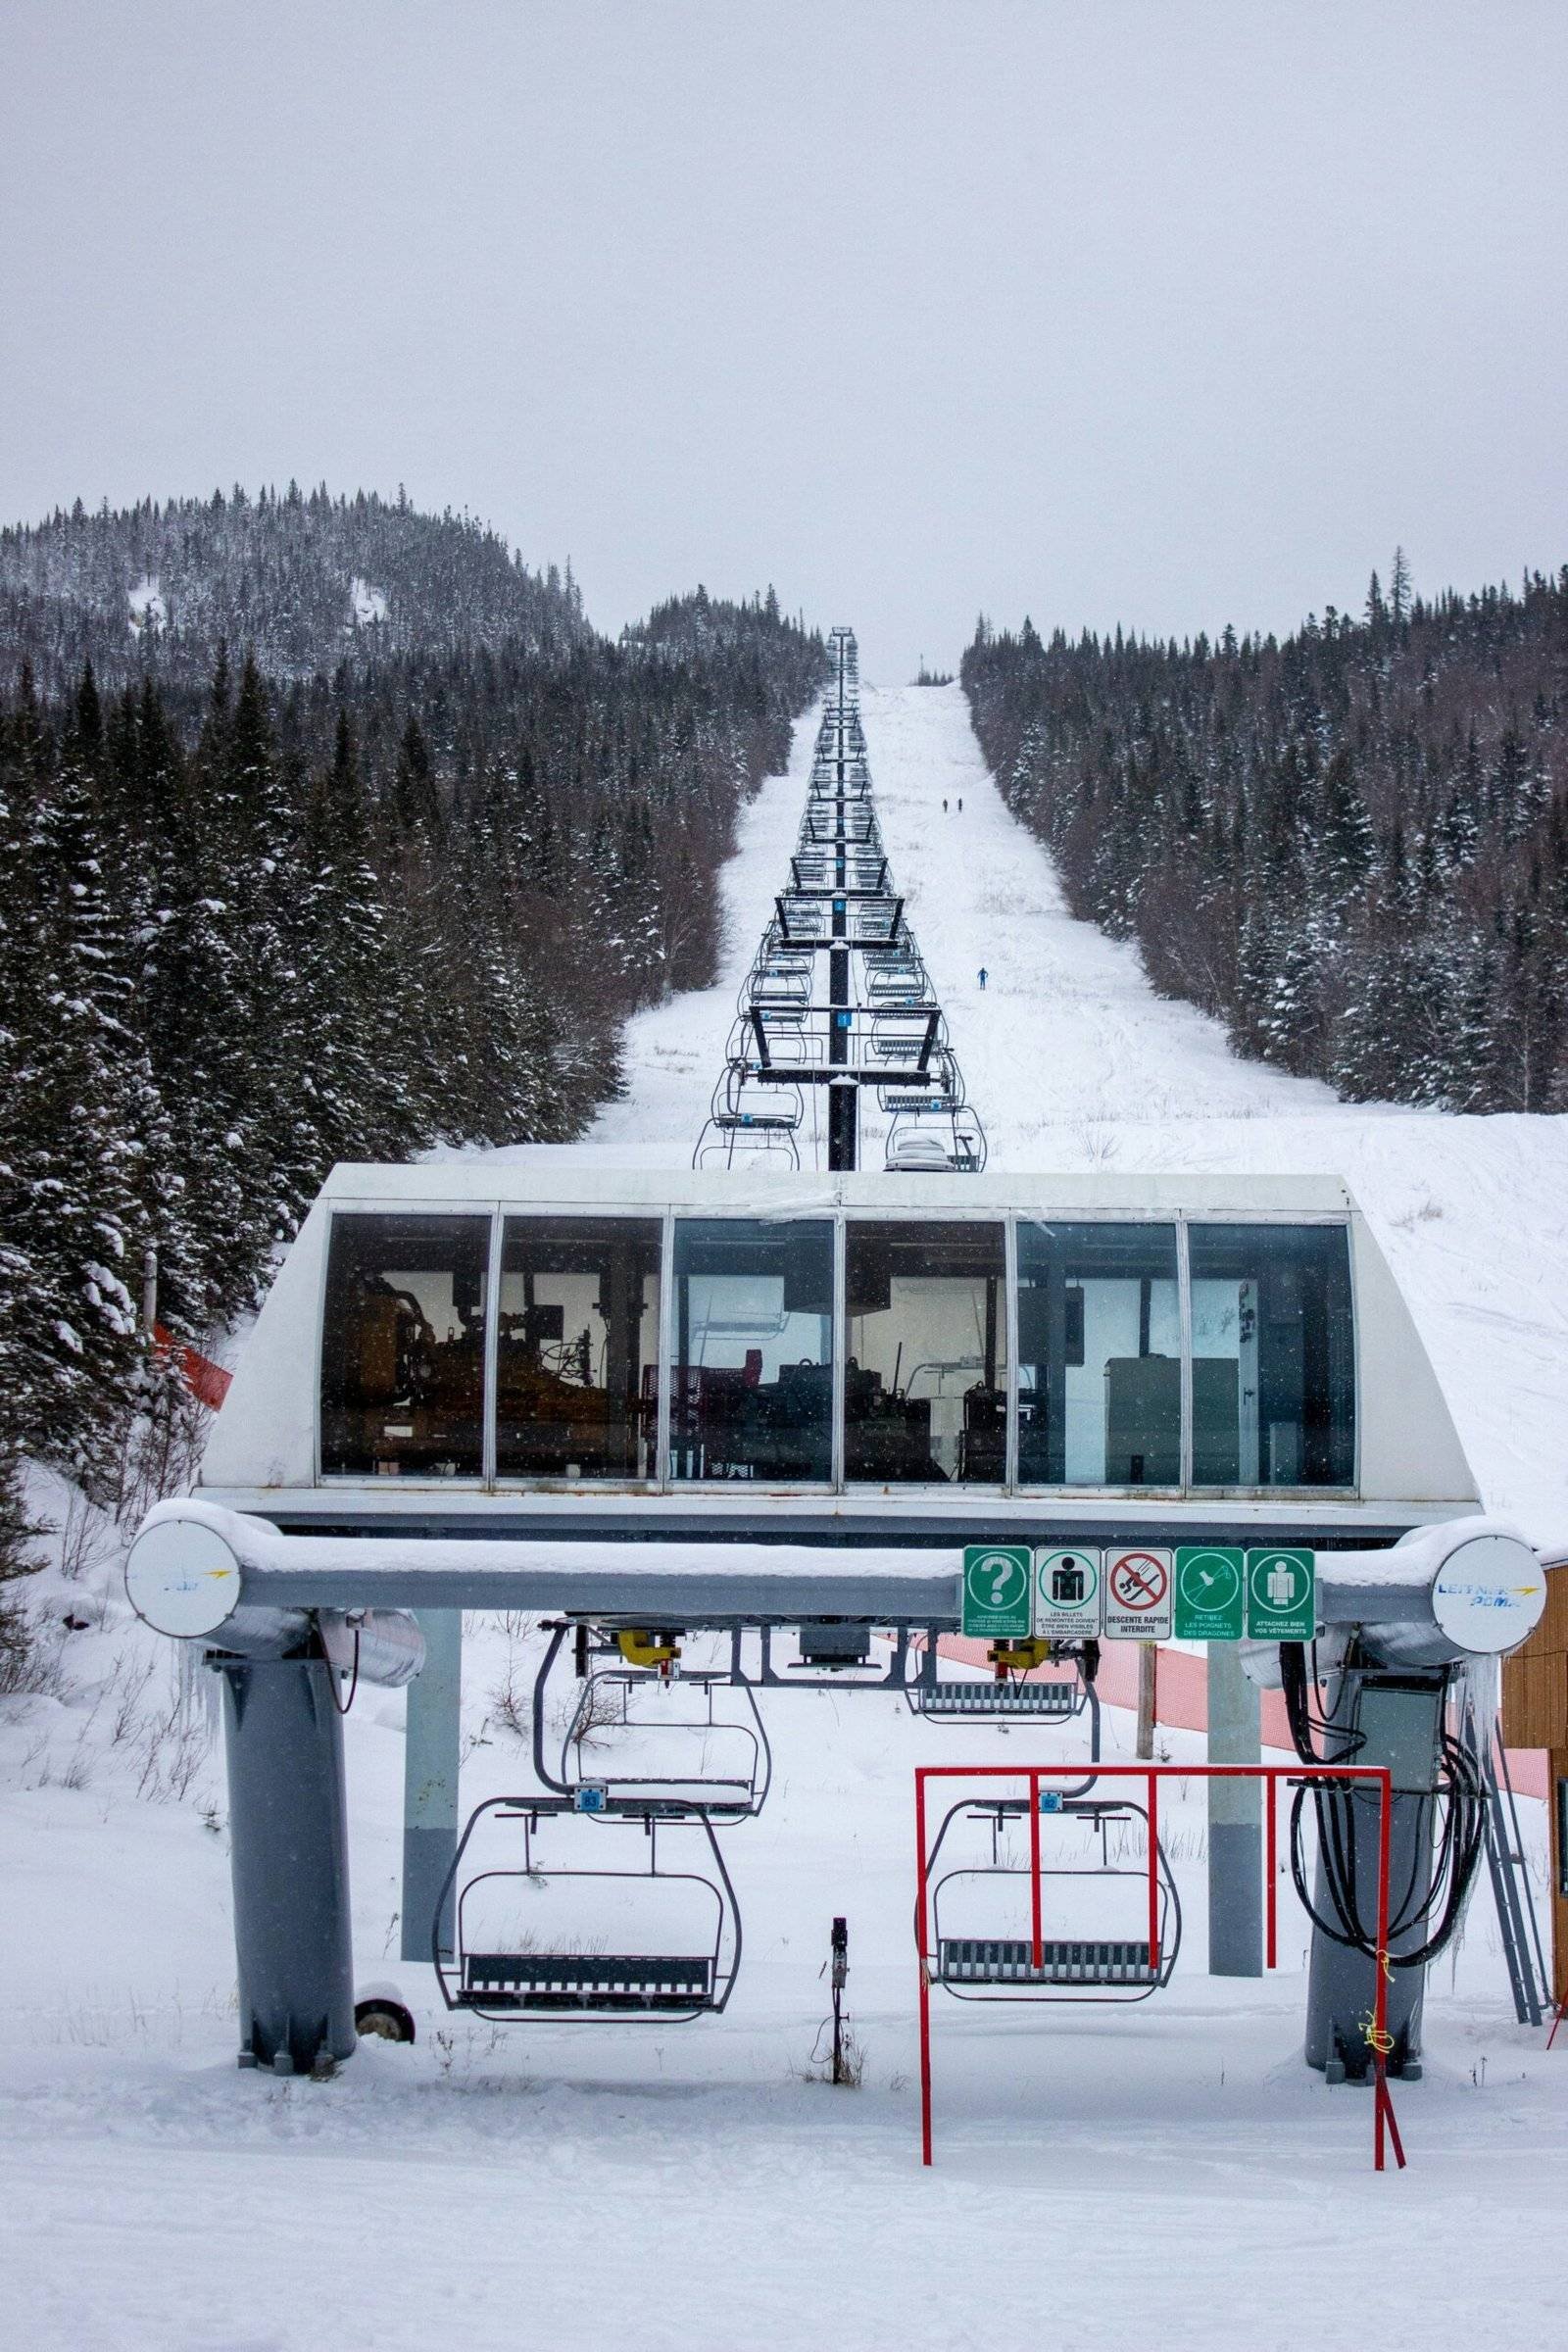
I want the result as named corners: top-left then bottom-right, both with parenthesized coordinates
top-left (0, 482), bottom-right (592, 699)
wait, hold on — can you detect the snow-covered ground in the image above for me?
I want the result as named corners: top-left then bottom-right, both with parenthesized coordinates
top-left (126, 573), bottom-right (166, 633)
top-left (562, 681), bottom-right (1568, 1541)
top-left (349, 575), bottom-right (387, 627)
top-left (3, 683), bottom-right (1566, 2352)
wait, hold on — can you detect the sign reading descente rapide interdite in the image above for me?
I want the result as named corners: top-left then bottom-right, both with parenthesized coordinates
top-left (1102, 1546), bottom-right (1173, 1640)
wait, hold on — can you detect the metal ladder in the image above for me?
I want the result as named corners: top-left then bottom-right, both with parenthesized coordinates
top-left (1466, 1706), bottom-right (1551, 2026)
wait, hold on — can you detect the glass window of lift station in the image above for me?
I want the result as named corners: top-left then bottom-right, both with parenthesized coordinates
top-left (669, 1220), bottom-right (834, 1482)
top-left (845, 1221), bottom-right (1007, 1483)
top-left (1016, 1222), bottom-right (1181, 1487)
top-left (319, 1214), bottom-right (490, 1478)
top-left (496, 1218), bottom-right (662, 1480)
top-left (1188, 1224), bottom-right (1355, 1487)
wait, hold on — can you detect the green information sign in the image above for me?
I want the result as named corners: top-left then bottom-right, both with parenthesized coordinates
top-left (960, 1544), bottom-right (1033, 1639)
top-left (1173, 1545), bottom-right (1246, 1641)
top-left (1245, 1547), bottom-right (1316, 1641)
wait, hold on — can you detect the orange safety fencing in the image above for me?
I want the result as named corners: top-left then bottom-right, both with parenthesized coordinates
top-left (152, 1326), bottom-right (232, 1411)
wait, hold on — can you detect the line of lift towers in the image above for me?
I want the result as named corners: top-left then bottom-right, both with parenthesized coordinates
top-left (121, 627), bottom-right (1550, 2143)
top-left (697, 626), bottom-right (986, 1177)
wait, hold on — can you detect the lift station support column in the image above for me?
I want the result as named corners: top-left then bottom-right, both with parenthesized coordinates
top-left (401, 1609), bottom-right (463, 1961)
top-left (1206, 1644), bottom-right (1263, 1976)
top-left (221, 1654), bottom-right (357, 2072)
top-left (828, 1081), bottom-right (858, 1171)
top-left (1305, 1664), bottom-right (1446, 2078)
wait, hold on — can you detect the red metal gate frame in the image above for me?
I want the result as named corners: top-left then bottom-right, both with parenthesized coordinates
top-left (914, 1761), bottom-right (1404, 2173)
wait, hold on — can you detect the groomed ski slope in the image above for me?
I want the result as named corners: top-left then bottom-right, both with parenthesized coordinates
top-left (583, 681), bottom-right (1568, 1542)
top-left (3, 685), bottom-right (1567, 2352)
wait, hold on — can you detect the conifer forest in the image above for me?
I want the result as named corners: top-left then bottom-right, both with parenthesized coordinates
top-left (5, 494), bottom-right (1568, 1636)
top-left (0, 488), bottom-right (824, 1592)
top-left (962, 563), bottom-right (1568, 1112)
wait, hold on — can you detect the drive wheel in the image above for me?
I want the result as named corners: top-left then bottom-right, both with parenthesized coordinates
top-left (355, 1997), bottom-right (416, 2044)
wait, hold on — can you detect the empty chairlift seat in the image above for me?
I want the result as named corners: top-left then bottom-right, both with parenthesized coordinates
top-left (694, 1072), bottom-right (805, 1170)
top-left (434, 1795), bottom-right (742, 2025)
top-left (923, 1794), bottom-right (1181, 2001)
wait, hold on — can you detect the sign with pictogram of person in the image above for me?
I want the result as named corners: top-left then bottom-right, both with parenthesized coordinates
top-left (1034, 1546), bottom-right (1103, 1640)
top-left (1245, 1547), bottom-right (1316, 1641)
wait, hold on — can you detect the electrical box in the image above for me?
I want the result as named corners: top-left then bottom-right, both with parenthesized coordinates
top-left (1351, 1678), bottom-right (1444, 1795)
top-left (798, 1621), bottom-right (871, 1669)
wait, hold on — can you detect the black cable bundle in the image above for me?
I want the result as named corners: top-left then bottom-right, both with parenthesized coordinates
top-left (1278, 1643), bottom-right (1487, 1969)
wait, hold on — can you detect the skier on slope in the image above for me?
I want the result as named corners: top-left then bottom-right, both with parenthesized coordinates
top-left (978, 966), bottom-right (988, 990)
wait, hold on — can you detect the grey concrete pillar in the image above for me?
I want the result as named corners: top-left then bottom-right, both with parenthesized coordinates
top-left (1207, 1642), bottom-right (1263, 1976)
top-left (401, 1610), bottom-right (463, 1961)
top-left (220, 1655), bottom-right (356, 2072)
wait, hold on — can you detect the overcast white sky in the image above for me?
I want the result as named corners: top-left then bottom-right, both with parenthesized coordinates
top-left (3, 1), bottom-right (1565, 679)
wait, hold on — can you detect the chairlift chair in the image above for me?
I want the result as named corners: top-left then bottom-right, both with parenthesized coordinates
top-left (877, 1052), bottom-right (962, 1113)
top-left (878, 1077), bottom-right (962, 1116)
top-left (868, 1004), bottom-right (946, 1049)
top-left (433, 1794), bottom-right (742, 2023)
top-left (745, 966), bottom-right (811, 1010)
top-left (533, 1624), bottom-right (773, 1820)
top-left (866, 964), bottom-right (931, 1006)
top-left (884, 1129), bottom-right (951, 1171)
top-left (694, 1067), bottom-right (803, 1168)
top-left (855, 904), bottom-right (905, 948)
top-left (693, 1069), bottom-right (804, 1171)
top-left (922, 1790), bottom-right (1180, 2002)
top-left (884, 1104), bottom-right (988, 1173)
top-left (908, 1644), bottom-right (1099, 1740)
top-left (728, 1008), bottom-right (818, 1070)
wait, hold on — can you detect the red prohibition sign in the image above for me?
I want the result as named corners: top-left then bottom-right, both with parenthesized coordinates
top-left (1108, 1552), bottom-right (1168, 1611)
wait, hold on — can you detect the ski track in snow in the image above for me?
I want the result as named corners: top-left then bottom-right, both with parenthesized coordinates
top-left (4, 685), bottom-right (1568, 2352)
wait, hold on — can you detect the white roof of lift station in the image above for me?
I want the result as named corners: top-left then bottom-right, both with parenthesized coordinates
top-left (198, 1158), bottom-right (1480, 1527)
